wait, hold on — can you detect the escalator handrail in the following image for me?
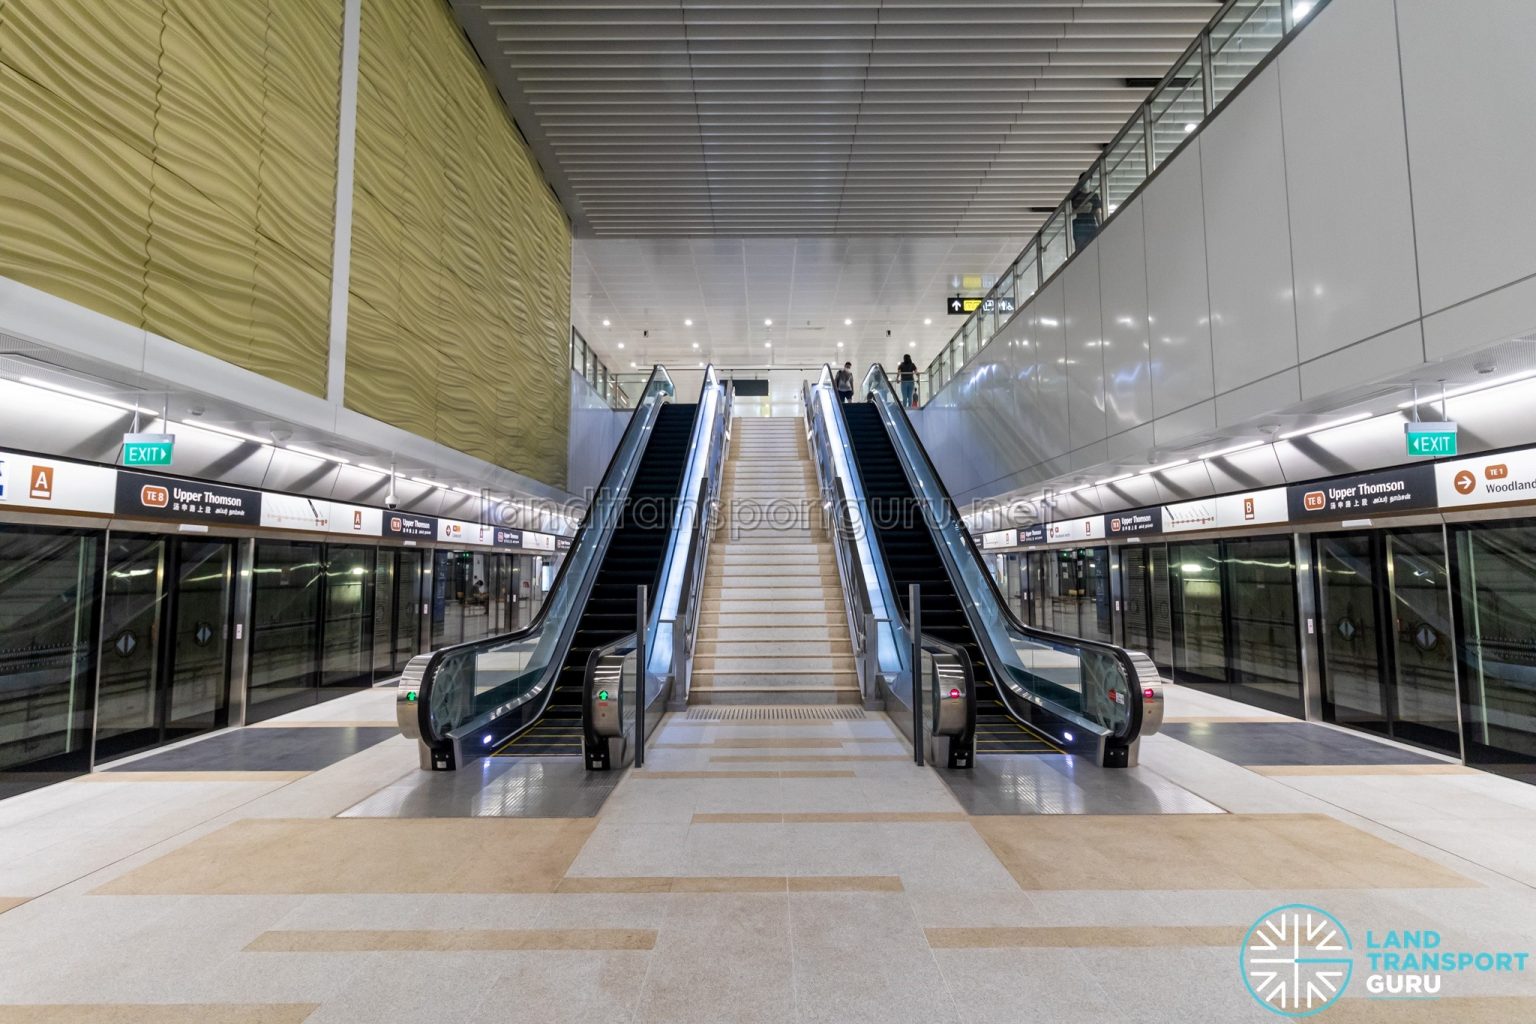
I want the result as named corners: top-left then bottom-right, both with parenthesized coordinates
top-left (858, 362), bottom-right (1160, 744)
top-left (803, 368), bottom-right (911, 690)
top-left (398, 365), bottom-right (676, 755)
top-left (640, 364), bottom-right (730, 707)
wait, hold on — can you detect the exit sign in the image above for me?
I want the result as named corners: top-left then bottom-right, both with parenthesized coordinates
top-left (122, 432), bottom-right (175, 467)
top-left (1405, 422), bottom-right (1456, 457)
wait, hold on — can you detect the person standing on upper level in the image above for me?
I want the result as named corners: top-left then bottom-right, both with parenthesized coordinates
top-left (897, 353), bottom-right (918, 408)
top-left (834, 362), bottom-right (855, 403)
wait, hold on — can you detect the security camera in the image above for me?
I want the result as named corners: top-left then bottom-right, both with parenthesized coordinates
top-left (385, 493), bottom-right (400, 510)
top-left (1474, 361), bottom-right (1498, 375)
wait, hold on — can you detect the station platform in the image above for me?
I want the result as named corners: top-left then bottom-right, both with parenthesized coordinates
top-left (1, 683), bottom-right (1534, 1023)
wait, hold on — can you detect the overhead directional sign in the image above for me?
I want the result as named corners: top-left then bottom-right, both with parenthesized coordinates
top-left (946, 296), bottom-right (1017, 317)
top-left (1405, 421), bottom-right (1457, 457)
top-left (122, 432), bottom-right (175, 467)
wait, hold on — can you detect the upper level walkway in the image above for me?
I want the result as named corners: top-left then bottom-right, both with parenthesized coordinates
top-left (1, 681), bottom-right (1534, 1022)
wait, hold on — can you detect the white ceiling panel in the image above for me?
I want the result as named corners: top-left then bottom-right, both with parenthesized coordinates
top-left (450, 0), bottom-right (1221, 237)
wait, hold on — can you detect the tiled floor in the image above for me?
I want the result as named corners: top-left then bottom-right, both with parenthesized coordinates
top-left (0, 684), bottom-right (1534, 1022)
top-left (108, 727), bottom-right (400, 773)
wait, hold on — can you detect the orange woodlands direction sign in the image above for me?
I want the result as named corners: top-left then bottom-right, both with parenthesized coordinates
top-left (0, 451), bottom-right (117, 513)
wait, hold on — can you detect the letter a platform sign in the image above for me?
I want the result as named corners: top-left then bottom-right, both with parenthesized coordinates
top-left (122, 432), bottom-right (175, 467)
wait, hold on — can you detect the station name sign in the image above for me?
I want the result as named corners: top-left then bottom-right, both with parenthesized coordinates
top-left (115, 472), bottom-right (261, 525)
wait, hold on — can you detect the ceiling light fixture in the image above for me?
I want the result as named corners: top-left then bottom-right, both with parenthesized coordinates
top-left (844, 318), bottom-right (853, 326)
top-left (764, 318), bottom-right (773, 327)
top-left (601, 319), bottom-right (610, 327)
top-left (357, 463), bottom-right (391, 476)
top-left (1094, 473), bottom-right (1133, 487)
top-left (1202, 440), bottom-right (1263, 460)
top-left (616, 342), bottom-right (625, 349)
top-left (1277, 411), bottom-right (1373, 440)
top-left (187, 421), bottom-right (270, 446)
top-left (411, 477), bottom-right (439, 489)
top-left (1183, 122), bottom-right (1197, 134)
top-left (836, 342), bottom-right (844, 348)
top-left (286, 443), bottom-right (349, 464)
top-left (764, 341), bottom-right (772, 349)
top-left (19, 376), bottom-right (140, 411)
top-left (909, 340), bottom-right (917, 348)
top-left (924, 318), bottom-right (932, 325)
top-left (692, 342), bottom-right (699, 349)
top-left (1138, 458), bottom-right (1189, 475)
top-left (1394, 370), bottom-right (1536, 408)
top-left (684, 318), bottom-right (693, 326)
top-left (1292, 1), bottom-right (1314, 19)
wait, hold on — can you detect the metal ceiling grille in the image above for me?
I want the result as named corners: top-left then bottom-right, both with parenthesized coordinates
top-left (451, 1), bottom-right (1222, 236)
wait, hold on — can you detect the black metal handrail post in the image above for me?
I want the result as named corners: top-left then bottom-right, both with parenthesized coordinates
top-left (910, 583), bottom-right (923, 767)
top-left (635, 584), bottom-right (648, 768)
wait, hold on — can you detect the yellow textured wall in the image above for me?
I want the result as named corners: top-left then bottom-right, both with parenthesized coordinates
top-left (349, 0), bottom-right (572, 488)
top-left (0, 0), bottom-right (341, 396)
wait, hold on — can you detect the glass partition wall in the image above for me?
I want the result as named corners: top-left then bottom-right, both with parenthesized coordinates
top-left (925, 0), bottom-right (1323, 399)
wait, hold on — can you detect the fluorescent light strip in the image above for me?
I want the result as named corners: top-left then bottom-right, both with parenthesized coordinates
top-left (19, 376), bottom-right (140, 411)
top-left (451, 486), bottom-right (480, 497)
top-left (1394, 370), bottom-right (1536, 409)
top-left (411, 477), bottom-right (439, 489)
top-left (1202, 440), bottom-right (1263, 460)
top-left (1277, 412), bottom-right (1373, 441)
top-left (1138, 458), bottom-right (1189, 475)
top-left (285, 444), bottom-right (349, 464)
top-left (1093, 473), bottom-right (1132, 487)
top-left (357, 463), bottom-right (391, 476)
top-left (182, 420), bottom-right (270, 446)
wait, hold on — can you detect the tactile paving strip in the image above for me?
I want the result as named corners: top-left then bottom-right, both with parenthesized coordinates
top-left (685, 706), bottom-right (865, 721)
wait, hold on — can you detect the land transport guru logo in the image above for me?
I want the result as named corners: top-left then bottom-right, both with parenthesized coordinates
top-left (1241, 904), bottom-right (1530, 1017)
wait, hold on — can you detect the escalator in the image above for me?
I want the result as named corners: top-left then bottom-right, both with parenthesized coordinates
top-left (495, 402), bottom-right (697, 757)
top-left (832, 365), bottom-right (1163, 767)
top-left (396, 367), bottom-right (706, 771)
top-left (843, 404), bottom-right (1057, 755)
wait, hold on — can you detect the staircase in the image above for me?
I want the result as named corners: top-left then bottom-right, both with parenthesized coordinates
top-left (691, 416), bottom-right (860, 705)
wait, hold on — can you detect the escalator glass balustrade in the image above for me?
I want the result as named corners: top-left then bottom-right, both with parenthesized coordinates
top-left (840, 364), bottom-right (1163, 766)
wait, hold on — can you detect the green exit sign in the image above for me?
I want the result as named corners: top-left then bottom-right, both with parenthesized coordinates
top-left (122, 432), bottom-right (175, 467)
top-left (1406, 422), bottom-right (1457, 457)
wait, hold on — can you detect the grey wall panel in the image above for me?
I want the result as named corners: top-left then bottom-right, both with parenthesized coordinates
top-left (1031, 280), bottom-right (1070, 462)
top-left (1141, 137), bottom-right (1215, 419)
top-left (1299, 323), bottom-right (1423, 400)
top-left (1107, 421), bottom-right (1154, 464)
top-left (1153, 400), bottom-right (1217, 450)
top-left (1199, 66), bottom-right (1299, 392)
top-left (1397, 0), bottom-right (1536, 315)
top-left (1063, 252), bottom-right (1107, 451)
top-left (1096, 208), bottom-right (1154, 437)
top-left (1215, 369), bottom-right (1300, 432)
top-left (1280, 0), bottom-right (1420, 360)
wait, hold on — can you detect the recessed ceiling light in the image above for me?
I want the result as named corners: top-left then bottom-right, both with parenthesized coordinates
top-left (19, 376), bottom-right (140, 411)
top-left (764, 318), bottom-right (773, 326)
top-left (684, 318), bottom-right (693, 326)
top-left (602, 318), bottom-right (610, 327)
top-left (836, 342), bottom-right (844, 348)
top-left (630, 361), bottom-right (637, 368)
top-left (1183, 122), bottom-right (1197, 134)
top-left (1292, 1), bottom-right (1314, 19)
top-left (924, 318), bottom-right (932, 325)
top-left (692, 342), bottom-right (699, 349)
top-left (844, 318), bottom-right (853, 326)
top-left (616, 342), bottom-right (625, 349)
top-left (909, 340), bottom-right (916, 347)
top-left (764, 341), bottom-right (772, 348)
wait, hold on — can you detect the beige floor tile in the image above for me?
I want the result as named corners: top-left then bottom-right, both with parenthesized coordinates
top-left (0, 1006), bottom-right (318, 1023)
top-left (245, 928), bottom-right (656, 951)
top-left (92, 818), bottom-right (595, 895)
top-left (972, 815), bottom-right (1480, 890)
top-left (0, 898), bottom-right (28, 916)
top-left (925, 924), bottom-right (1246, 948)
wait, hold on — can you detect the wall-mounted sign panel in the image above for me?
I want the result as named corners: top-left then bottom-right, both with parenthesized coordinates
top-left (523, 531), bottom-right (557, 552)
top-left (1046, 516), bottom-right (1100, 543)
top-left (1106, 509), bottom-right (1162, 536)
top-left (1436, 449), bottom-right (1536, 509)
top-left (0, 451), bottom-right (118, 515)
top-left (1213, 487), bottom-right (1289, 529)
top-left (494, 528), bottom-right (523, 549)
top-left (384, 512), bottom-right (437, 540)
top-left (437, 519), bottom-right (496, 547)
top-left (946, 297), bottom-right (982, 315)
top-left (121, 432), bottom-right (175, 468)
top-left (116, 472), bottom-right (261, 525)
top-left (328, 503), bottom-right (382, 537)
top-left (982, 528), bottom-right (1018, 549)
top-left (555, 536), bottom-right (573, 552)
top-left (1162, 498), bottom-right (1218, 534)
top-left (1287, 464), bottom-right (1437, 520)
top-left (1017, 524), bottom-right (1047, 545)
top-left (260, 493), bottom-right (333, 532)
